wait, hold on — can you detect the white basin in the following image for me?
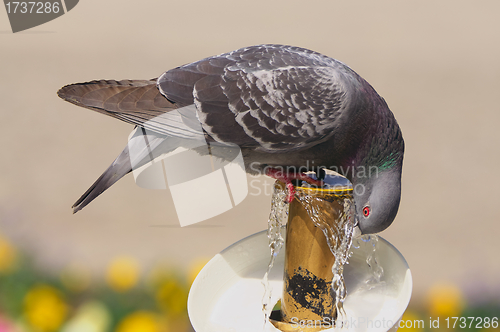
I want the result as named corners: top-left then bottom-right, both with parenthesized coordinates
top-left (188, 230), bottom-right (412, 332)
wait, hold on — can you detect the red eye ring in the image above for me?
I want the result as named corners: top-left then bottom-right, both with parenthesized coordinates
top-left (363, 206), bottom-right (370, 217)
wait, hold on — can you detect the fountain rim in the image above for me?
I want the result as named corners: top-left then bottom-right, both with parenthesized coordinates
top-left (294, 185), bottom-right (353, 194)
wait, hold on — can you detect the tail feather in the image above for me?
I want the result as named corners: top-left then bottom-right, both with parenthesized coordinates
top-left (72, 145), bottom-right (133, 213)
top-left (57, 79), bottom-right (176, 128)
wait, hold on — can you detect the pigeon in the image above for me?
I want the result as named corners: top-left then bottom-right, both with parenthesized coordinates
top-left (58, 44), bottom-right (404, 234)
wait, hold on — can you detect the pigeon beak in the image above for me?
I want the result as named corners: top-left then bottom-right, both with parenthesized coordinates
top-left (352, 212), bottom-right (363, 237)
top-left (352, 225), bottom-right (363, 238)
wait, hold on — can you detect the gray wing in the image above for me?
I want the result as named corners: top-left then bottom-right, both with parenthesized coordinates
top-left (158, 44), bottom-right (358, 152)
top-left (58, 44), bottom-right (359, 213)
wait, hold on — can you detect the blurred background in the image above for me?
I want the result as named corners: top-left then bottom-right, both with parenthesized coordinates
top-left (1, 0), bottom-right (499, 331)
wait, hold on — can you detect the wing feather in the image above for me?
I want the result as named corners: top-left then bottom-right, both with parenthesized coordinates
top-left (60, 45), bottom-right (360, 151)
top-left (158, 45), bottom-right (357, 151)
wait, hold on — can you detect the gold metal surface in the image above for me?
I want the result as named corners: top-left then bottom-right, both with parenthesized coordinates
top-left (270, 176), bottom-right (352, 331)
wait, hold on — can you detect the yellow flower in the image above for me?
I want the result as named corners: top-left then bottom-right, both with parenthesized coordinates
top-left (24, 284), bottom-right (68, 332)
top-left (115, 311), bottom-right (164, 332)
top-left (155, 280), bottom-right (187, 316)
top-left (0, 234), bottom-right (17, 273)
top-left (426, 282), bottom-right (465, 317)
top-left (60, 301), bottom-right (111, 332)
top-left (105, 257), bottom-right (140, 292)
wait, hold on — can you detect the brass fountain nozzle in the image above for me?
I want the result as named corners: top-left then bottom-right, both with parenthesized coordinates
top-left (270, 174), bottom-right (353, 331)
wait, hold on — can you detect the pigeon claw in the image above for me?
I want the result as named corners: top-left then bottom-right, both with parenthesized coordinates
top-left (265, 168), bottom-right (323, 203)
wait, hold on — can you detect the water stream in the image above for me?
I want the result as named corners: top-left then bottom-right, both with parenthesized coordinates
top-left (294, 187), bottom-right (355, 321)
top-left (262, 183), bottom-right (289, 323)
top-left (352, 234), bottom-right (385, 290)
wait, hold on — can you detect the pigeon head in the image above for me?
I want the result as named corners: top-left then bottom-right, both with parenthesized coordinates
top-left (351, 165), bottom-right (402, 234)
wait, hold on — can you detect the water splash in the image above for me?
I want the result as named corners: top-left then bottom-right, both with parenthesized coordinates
top-left (262, 183), bottom-right (289, 323)
top-left (353, 234), bottom-right (385, 290)
top-left (295, 188), bottom-right (355, 322)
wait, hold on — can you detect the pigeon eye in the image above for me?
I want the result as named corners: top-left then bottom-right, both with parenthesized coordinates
top-left (362, 206), bottom-right (370, 217)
